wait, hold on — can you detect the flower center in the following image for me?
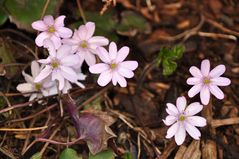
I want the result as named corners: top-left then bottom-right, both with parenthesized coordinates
top-left (51, 59), bottom-right (59, 68)
top-left (179, 115), bottom-right (186, 121)
top-left (203, 77), bottom-right (211, 84)
top-left (80, 41), bottom-right (87, 48)
top-left (110, 63), bottom-right (117, 69)
top-left (48, 26), bottom-right (55, 33)
top-left (35, 83), bottom-right (42, 91)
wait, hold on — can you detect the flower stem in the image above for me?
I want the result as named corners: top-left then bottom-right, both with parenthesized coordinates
top-left (62, 94), bottom-right (81, 137)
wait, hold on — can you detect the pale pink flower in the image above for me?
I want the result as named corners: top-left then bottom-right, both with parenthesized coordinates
top-left (32, 15), bottom-right (72, 49)
top-left (187, 59), bottom-right (231, 105)
top-left (17, 61), bottom-right (57, 101)
top-left (163, 96), bottom-right (206, 145)
top-left (62, 22), bottom-right (109, 66)
top-left (34, 40), bottom-right (81, 91)
top-left (89, 42), bottom-right (138, 87)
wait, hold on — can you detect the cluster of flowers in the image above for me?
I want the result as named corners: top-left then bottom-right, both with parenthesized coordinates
top-left (17, 15), bottom-right (138, 101)
top-left (163, 59), bottom-right (231, 145)
top-left (16, 15), bottom-right (231, 147)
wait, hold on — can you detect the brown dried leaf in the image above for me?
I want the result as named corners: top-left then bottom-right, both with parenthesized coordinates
top-left (79, 110), bottom-right (116, 155)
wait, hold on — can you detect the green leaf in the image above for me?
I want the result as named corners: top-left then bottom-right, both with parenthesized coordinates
top-left (30, 152), bottom-right (42, 159)
top-left (89, 149), bottom-right (115, 159)
top-left (116, 11), bottom-right (151, 37)
top-left (0, 8), bottom-right (8, 26)
top-left (122, 152), bottom-right (133, 159)
top-left (70, 11), bottom-right (118, 41)
top-left (3, 0), bottom-right (62, 31)
top-left (156, 44), bottom-right (185, 76)
top-left (162, 60), bottom-right (177, 76)
top-left (59, 148), bottom-right (82, 159)
top-left (167, 44), bottom-right (185, 59)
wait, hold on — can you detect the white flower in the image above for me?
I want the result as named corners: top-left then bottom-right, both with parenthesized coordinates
top-left (34, 40), bottom-right (83, 91)
top-left (163, 96), bottom-right (207, 145)
top-left (17, 61), bottom-right (57, 101)
top-left (32, 15), bottom-right (72, 49)
top-left (62, 22), bottom-right (109, 66)
top-left (89, 42), bottom-right (138, 87)
top-left (187, 59), bottom-right (231, 105)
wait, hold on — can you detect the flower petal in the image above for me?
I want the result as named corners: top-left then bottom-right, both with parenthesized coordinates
top-left (85, 51), bottom-right (96, 66)
top-left (43, 39), bottom-right (56, 57)
top-left (188, 84), bottom-right (202, 98)
top-left (85, 22), bottom-right (95, 39)
top-left (189, 66), bottom-right (202, 78)
top-left (34, 66), bottom-right (52, 83)
top-left (209, 64), bottom-right (226, 78)
top-left (186, 77), bottom-right (201, 85)
top-left (184, 121), bottom-right (201, 140)
top-left (88, 36), bottom-right (109, 48)
top-left (17, 83), bottom-right (34, 93)
top-left (166, 122), bottom-right (179, 139)
top-left (116, 46), bottom-right (129, 63)
top-left (61, 55), bottom-right (79, 66)
top-left (57, 27), bottom-right (72, 38)
top-left (54, 15), bottom-right (65, 27)
top-left (35, 32), bottom-right (50, 47)
top-left (201, 59), bottom-right (210, 76)
top-left (57, 45), bottom-right (72, 59)
top-left (118, 67), bottom-right (134, 78)
top-left (60, 66), bottom-right (78, 82)
top-left (120, 61), bottom-right (138, 70)
top-left (77, 25), bottom-right (87, 40)
top-left (50, 35), bottom-right (61, 49)
top-left (29, 93), bottom-right (38, 101)
top-left (114, 73), bottom-right (127, 87)
top-left (89, 63), bottom-right (109, 74)
top-left (163, 115), bottom-right (177, 126)
top-left (185, 102), bottom-right (203, 116)
top-left (211, 77), bottom-right (231, 86)
top-left (31, 20), bottom-right (47, 31)
top-left (22, 71), bottom-right (34, 83)
top-left (109, 42), bottom-right (117, 60)
top-left (209, 85), bottom-right (224, 100)
top-left (174, 122), bottom-right (186, 145)
top-left (52, 70), bottom-right (65, 90)
top-left (187, 116), bottom-right (207, 127)
top-left (176, 96), bottom-right (187, 113)
top-left (200, 86), bottom-right (210, 105)
top-left (97, 70), bottom-right (112, 87)
top-left (43, 15), bottom-right (54, 26)
top-left (166, 103), bottom-right (179, 116)
top-left (31, 61), bottom-right (40, 78)
top-left (62, 80), bottom-right (72, 94)
top-left (96, 47), bottom-right (111, 63)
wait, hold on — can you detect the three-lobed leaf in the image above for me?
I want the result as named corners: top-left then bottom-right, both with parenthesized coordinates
top-left (157, 44), bottom-right (185, 76)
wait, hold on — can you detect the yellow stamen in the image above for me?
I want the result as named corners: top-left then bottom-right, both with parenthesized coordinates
top-left (48, 26), bottom-right (55, 33)
top-left (203, 78), bottom-right (210, 84)
top-left (179, 115), bottom-right (186, 121)
top-left (51, 60), bottom-right (59, 68)
top-left (80, 41), bottom-right (87, 48)
top-left (110, 63), bottom-right (117, 69)
top-left (35, 83), bottom-right (42, 90)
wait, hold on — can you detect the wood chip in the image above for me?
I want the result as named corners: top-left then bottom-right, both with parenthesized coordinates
top-left (182, 140), bottom-right (201, 159)
top-left (211, 117), bottom-right (239, 128)
top-left (202, 140), bottom-right (217, 159)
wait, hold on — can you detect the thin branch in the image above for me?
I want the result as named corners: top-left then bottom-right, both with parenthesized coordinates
top-left (76, 0), bottom-right (86, 23)
top-left (0, 126), bottom-right (48, 131)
